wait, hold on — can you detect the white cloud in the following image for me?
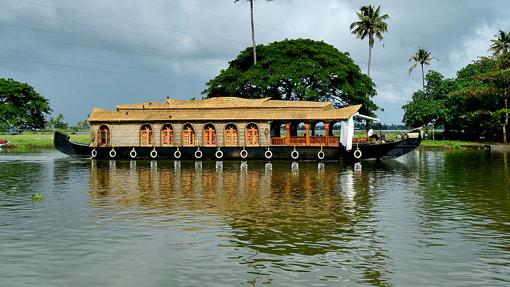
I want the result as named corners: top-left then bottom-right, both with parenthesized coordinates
top-left (0, 0), bottom-right (509, 124)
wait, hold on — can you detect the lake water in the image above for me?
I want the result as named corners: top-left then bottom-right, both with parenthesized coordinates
top-left (1, 149), bottom-right (509, 286)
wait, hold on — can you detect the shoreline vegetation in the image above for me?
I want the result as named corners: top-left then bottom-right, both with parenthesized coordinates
top-left (0, 132), bottom-right (494, 151)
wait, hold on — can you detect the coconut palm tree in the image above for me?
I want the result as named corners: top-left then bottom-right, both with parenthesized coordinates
top-left (489, 30), bottom-right (510, 56)
top-left (235, 0), bottom-right (272, 65)
top-left (350, 5), bottom-right (389, 77)
top-left (409, 48), bottom-right (438, 89)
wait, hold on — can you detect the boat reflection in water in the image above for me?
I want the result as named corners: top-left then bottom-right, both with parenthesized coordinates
top-left (89, 160), bottom-right (402, 285)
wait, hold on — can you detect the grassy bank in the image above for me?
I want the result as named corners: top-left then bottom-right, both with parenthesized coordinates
top-left (420, 140), bottom-right (490, 149)
top-left (1, 132), bottom-right (90, 149)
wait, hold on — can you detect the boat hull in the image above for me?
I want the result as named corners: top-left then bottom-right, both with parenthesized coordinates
top-left (54, 132), bottom-right (420, 161)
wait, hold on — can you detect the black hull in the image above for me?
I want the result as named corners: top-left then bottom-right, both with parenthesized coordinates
top-left (54, 132), bottom-right (420, 161)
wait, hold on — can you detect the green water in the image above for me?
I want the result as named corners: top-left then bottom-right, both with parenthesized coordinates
top-left (0, 149), bottom-right (509, 286)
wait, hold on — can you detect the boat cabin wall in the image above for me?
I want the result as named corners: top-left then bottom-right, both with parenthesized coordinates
top-left (89, 122), bottom-right (271, 147)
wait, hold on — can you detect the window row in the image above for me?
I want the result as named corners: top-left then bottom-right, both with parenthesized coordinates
top-left (97, 123), bottom-right (259, 147)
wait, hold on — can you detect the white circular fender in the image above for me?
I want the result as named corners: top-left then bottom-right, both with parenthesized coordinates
top-left (317, 150), bottom-right (325, 160)
top-left (291, 150), bottom-right (299, 160)
top-left (240, 149), bottom-right (248, 159)
top-left (215, 149), bottom-right (223, 159)
top-left (150, 148), bottom-right (158, 159)
top-left (130, 148), bottom-right (137, 159)
top-left (353, 149), bottom-right (362, 159)
top-left (174, 149), bottom-right (181, 159)
top-left (195, 149), bottom-right (203, 159)
top-left (264, 150), bottom-right (273, 159)
top-left (109, 148), bottom-right (116, 158)
top-left (91, 148), bottom-right (97, 158)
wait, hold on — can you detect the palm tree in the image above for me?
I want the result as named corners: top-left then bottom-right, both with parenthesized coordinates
top-left (350, 5), bottom-right (389, 77)
top-left (489, 30), bottom-right (510, 56)
top-left (409, 48), bottom-right (438, 89)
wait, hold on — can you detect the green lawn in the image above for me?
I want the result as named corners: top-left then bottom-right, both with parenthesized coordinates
top-left (420, 140), bottom-right (489, 149)
top-left (1, 132), bottom-right (90, 149)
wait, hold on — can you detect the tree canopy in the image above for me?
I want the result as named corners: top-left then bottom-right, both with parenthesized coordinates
top-left (403, 53), bottom-right (510, 142)
top-left (203, 38), bottom-right (378, 116)
top-left (0, 78), bottom-right (51, 131)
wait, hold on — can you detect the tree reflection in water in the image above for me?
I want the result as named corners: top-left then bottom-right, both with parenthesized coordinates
top-left (88, 159), bottom-right (397, 286)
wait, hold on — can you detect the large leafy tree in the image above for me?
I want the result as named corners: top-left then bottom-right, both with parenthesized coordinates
top-left (203, 39), bottom-right (378, 116)
top-left (409, 47), bottom-right (438, 89)
top-left (453, 54), bottom-right (510, 143)
top-left (234, 0), bottom-right (273, 65)
top-left (350, 5), bottom-right (389, 77)
top-left (402, 71), bottom-right (455, 128)
top-left (0, 78), bottom-right (51, 130)
top-left (489, 30), bottom-right (510, 56)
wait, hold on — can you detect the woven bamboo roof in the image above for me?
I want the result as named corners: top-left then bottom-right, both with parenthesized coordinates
top-left (89, 97), bottom-right (361, 122)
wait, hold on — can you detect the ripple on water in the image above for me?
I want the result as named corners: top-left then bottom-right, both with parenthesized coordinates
top-left (1, 150), bottom-right (510, 286)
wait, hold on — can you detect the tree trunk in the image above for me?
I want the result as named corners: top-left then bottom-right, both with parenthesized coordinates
top-left (250, 0), bottom-right (257, 65)
top-left (421, 63), bottom-right (425, 90)
top-left (367, 37), bottom-right (373, 77)
top-left (504, 90), bottom-right (508, 144)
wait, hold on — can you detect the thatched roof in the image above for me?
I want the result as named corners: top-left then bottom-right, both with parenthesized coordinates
top-left (89, 97), bottom-right (361, 123)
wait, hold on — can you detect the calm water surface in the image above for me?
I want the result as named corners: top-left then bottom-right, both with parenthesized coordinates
top-left (1, 149), bottom-right (509, 286)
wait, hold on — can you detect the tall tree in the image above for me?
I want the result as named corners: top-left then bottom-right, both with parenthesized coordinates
top-left (489, 30), bottom-right (510, 56)
top-left (0, 78), bottom-right (51, 130)
top-left (409, 47), bottom-right (438, 89)
top-left (350, 5), bottom-right (389, 77)
top-left (402, 71), bottom-right (454, 129)
top-left (203, 39), bottom-right (378, 116)
top-left (234, 0), bottom-right (272, 65)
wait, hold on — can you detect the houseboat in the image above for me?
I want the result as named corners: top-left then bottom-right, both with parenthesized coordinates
top-left (54, 97), bottom-right (421, 161)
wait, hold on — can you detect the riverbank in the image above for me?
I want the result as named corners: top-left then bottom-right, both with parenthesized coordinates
top-left (1, 133), bottom-right (89, 149)
top-left (420, 140), bottom-right (491, 150)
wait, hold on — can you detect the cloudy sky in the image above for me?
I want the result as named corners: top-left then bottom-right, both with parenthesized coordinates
top-left (1, 0), bottom-right (509, 124)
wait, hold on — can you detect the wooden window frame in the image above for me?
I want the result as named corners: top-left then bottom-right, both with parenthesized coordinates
top-left (140, 125), bottom-right (153, 146)
top-left (224, 124), bottom-right (238, 146)
top-left (246, 124), bottom-right (259, 146)
top-left (161, 125), bottom-right (174, 146)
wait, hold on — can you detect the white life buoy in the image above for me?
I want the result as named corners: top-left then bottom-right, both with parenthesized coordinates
top-left (109, 148), bottom-right (116, 158)
top-left (195, 149), bottom-right (203, 159)
top-left (291, 150), bottom-right (299, 160)
top-left (215, 150), bottom-right (223, 159)
top-left (353, 149), bottom-right (362, 159)
top-left (317, 150), bottom-right (325, 160)
top-left (240, 149), bottom-right (248, 159)
top-left (150, 149), bottom-right (158, 159)
top-left (130, 148), bottom-right (137, 159)
top-left (91, 148), bottom-right (97, 158)
top-left (174, 149), bottom-right (181, 159)
top-left (264, 150), bottom-right (273, 159)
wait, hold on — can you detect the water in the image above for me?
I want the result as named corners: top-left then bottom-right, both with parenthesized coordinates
top-left (1, 149), bottom-right (509, 286)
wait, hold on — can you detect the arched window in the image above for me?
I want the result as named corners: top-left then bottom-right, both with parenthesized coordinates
top-left (224, 123), bottom-right (238, 146)
top-left (140, 124), bottom-right (153, 146)
top-left (203, 123), bottom-right (216, 146)
top-left (161, 124), bottom-right (174, 146)
top-left (246, 123), bottom-right (259, 145)
top-left (98, 125), bottom-right (109, 146)
top-left (182, 123), bottom-right (195, 146)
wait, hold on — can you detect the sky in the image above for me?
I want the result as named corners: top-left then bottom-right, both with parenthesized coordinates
top-left (1, 0), bottom-right (509, 124)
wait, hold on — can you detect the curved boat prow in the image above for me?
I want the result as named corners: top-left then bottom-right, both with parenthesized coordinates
top-left (54, 131), bottom-right (90, 157)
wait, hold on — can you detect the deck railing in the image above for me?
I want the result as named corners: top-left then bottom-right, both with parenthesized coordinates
top-left (271, 136), bottom-right (340, 146)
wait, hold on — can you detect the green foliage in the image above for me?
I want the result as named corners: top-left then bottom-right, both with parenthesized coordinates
top-left (47, 114), bottom-right (69, 130)
top-left (402, 71), bottom-right (455, 128)
top-left (403, 53), bottom-right (510, 142)
top-left (203, 39), bottom-right (378, 116)
top-left (350, 5), bottom-right (389, 47)
top-left (489, 30), bottom-right (510, 56)
top-left (0, 78), bottom-right (51, 130)
top-left (31, 193), bottom-right (45, 201)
